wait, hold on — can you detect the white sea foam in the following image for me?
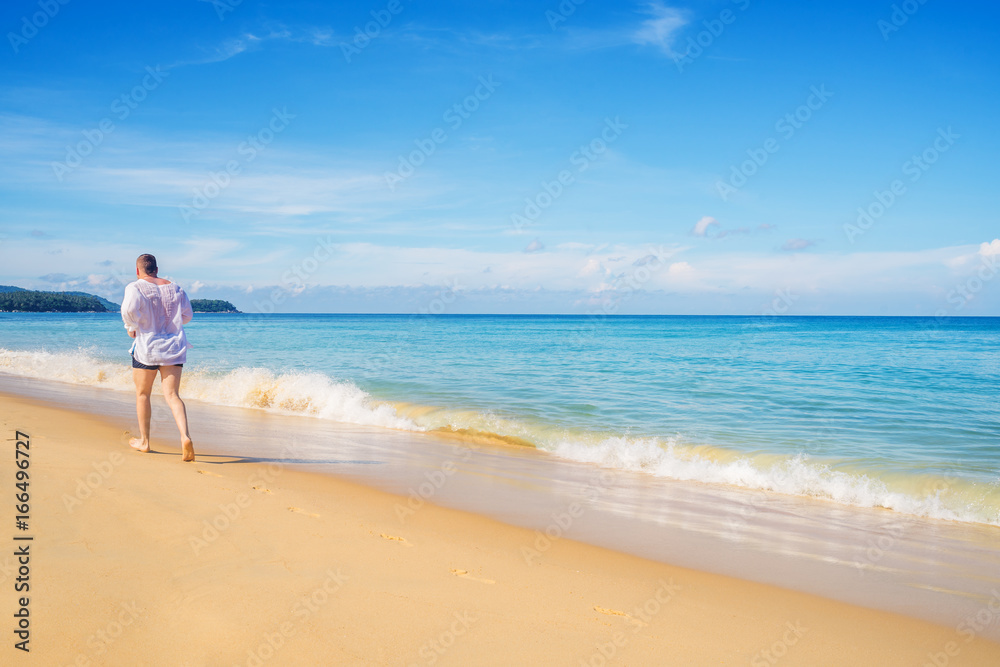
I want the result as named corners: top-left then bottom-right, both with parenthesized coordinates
top-left (0, 348), bottom-right (419, 431)
top-left (0, 347), bottom-right (131, 388)
top-left (2, 347), bottom-right (997, 526)
top-left (547, 435), bottom-right (999, 526)
top-left (182, 366), bottom-right (419, 430)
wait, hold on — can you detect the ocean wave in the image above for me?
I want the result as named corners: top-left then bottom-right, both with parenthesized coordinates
top-left (548, 436), bottom-right (1000, 526)
top-left (0, 348), bottom-right (418, 431)
top-left (2, 347), bottom-right (997, 526)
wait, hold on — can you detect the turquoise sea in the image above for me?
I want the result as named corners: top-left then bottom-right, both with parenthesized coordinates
top-left (1, 313), bottom-right (998, 525)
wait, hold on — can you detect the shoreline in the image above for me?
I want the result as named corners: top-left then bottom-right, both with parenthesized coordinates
top-left (2, 390), bottom-right (1000, 664)
top-left (3, 373), bottom-right (1000, 634)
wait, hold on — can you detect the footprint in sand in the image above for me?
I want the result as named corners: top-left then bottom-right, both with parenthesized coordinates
top-left (450, 568), bottom-right (495, 584)
top-left (196, 470), bottom-right (223, 478)
top-left (594, 605), bottom-right (645, 626)
top-left (252, 485), bottom-right (272, 494)
top-left (379, 533), bottom-right (413, 547)
top-left (287, 506), bottom-right (321, 518)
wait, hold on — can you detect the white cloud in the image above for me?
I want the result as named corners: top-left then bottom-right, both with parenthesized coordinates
top-left (692, 216), bottom-right (719, 237)
top-left (38, 155), bottom-right (397, 222)
top-left (633, 3), bottom-right (689, 56)
top-left (668, 261), bottom-right (693, 276)
top-left (3, 239), bottom-right (995, 314)
top-left (577, 257), bottom-right (604, 277)
top-left (945, 238), bottom-right (1000, 270)
top-left (170, 26), bottom-right (337, 68)
top-left (979, 239), bottom-right (1000, 257)
top-left (781, 238), bottom-right (815, 252)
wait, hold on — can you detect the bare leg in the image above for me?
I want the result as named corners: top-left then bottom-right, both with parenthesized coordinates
top-left (159, 365), bottom-right (194, 462)
top-left (131, 368), bottom-right (157, 452)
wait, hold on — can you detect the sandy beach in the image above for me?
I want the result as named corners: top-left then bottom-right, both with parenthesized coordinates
top-left (0, 392), bottom-right (997, 665)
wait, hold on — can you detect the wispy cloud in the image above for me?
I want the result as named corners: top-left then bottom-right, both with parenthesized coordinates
top-left (1, 231), bottom-right (991, 314)
top-left (0, 115), bottom-right (417, 224)
top-left (946, 238), bottom-right (1000, 269)
top-left (632, 3), bottom-right (689, 56)
top-left (169, 35), bottom-right (255, 68)
top-left (169, 25), bottom-right (337, 68)
top-left (390, 6), bottom-right (689, 58)
top-left (692, 215), bottom-right (719, 237)
top-left (692, 217), bottom-right (775, 240)
top-left (781, 238), bottom-right (816, 252)
top-left (524, 238), bottom-right (544, 253)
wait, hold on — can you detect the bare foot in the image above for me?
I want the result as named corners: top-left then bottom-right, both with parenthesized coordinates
top-left (129, 437), bottom-right (150, 453)
top-left (182, 438), bottom-right (195, 462)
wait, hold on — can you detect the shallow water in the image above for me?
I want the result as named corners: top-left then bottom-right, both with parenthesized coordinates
top-left (1, 313), bottom-right (998, 526)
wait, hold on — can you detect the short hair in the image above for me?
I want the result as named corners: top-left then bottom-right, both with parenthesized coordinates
top-left (136, 254), bottom-right (158, 276)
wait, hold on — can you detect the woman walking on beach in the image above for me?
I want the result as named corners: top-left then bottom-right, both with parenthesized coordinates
top-left (121, 253), bottom-right (195, 462)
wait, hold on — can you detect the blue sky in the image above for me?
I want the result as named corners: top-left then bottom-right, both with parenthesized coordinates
top-left (1, 0), bottom-right (997, 314)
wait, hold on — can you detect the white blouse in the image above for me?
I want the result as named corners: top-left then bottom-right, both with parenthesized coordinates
top-left (121, 279), bottom-right (193, 366)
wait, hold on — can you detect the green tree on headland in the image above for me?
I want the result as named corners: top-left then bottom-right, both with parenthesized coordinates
top-left (189, 299), bottom-right (240, 313)
top-left (0, 291), bottom-right (107, 312)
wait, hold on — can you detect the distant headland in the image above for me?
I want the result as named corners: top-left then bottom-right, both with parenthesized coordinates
top-left (0, 285), bottom-right (239, 314)
top-left (189, 299), bottom-right (241, 313)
